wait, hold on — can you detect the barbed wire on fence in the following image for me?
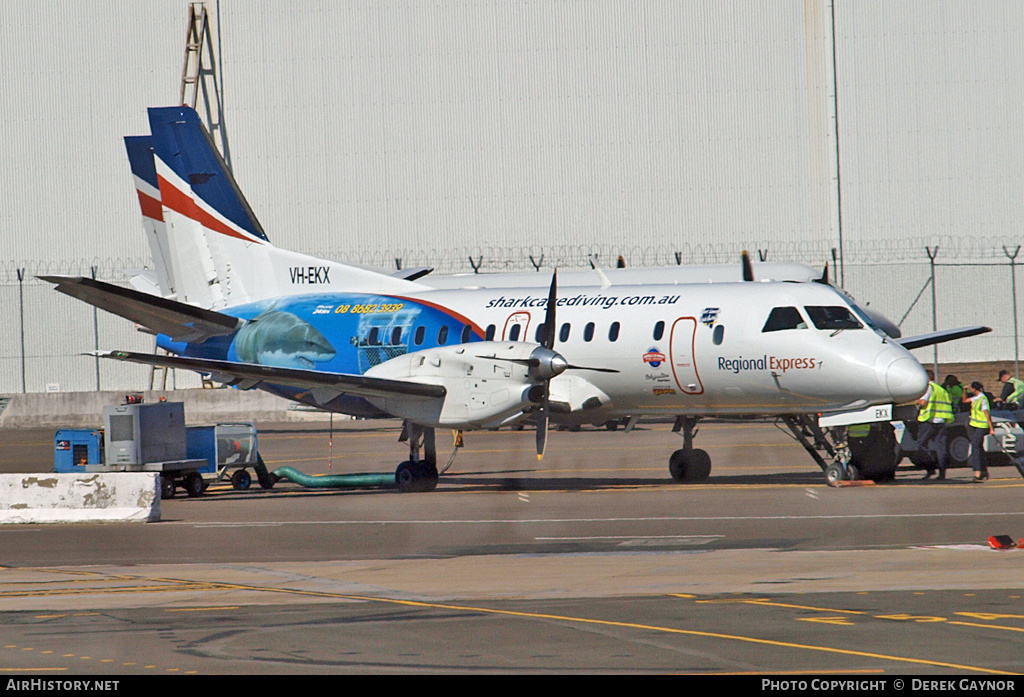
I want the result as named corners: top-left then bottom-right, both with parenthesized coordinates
top-left (5, 236), bottom-right (1024, 289)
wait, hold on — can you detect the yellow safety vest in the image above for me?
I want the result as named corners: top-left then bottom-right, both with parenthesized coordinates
top-left (848, 423), bottom-right (871, 438)
top-left (969, 393), bottom-right (990, 429)
top-left (918, 382), bottom-right (954, 423)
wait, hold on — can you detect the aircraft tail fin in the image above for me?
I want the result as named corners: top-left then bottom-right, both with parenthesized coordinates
top-left (144, 106), bottom-right (425, 309)
top-left (124, 135), bottom-right (176, 297)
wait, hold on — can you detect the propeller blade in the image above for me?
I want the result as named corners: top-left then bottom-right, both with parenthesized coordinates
top-left (741, 251), bottom-right (754, 282)
top-left (565, 363), bottom-right (619, 373)
top-left (535, 400), bottom-right (548, 460)
top-left (819, 262), bottom-right (829, 284)
top-left (541, 270), bottom-right (558, 350)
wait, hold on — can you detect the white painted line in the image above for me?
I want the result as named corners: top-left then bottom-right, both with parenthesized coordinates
top-left (168, 511), bottom-right (1024, 528)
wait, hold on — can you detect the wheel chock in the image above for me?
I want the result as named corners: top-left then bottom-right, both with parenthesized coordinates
top-left (987, 535), bottom-right (1017, 550)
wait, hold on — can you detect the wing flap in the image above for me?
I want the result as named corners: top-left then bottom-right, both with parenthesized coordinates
top-left (98, 350), bottom-right (447, 400)
top-left (40, 275), bottom-right (242, 343)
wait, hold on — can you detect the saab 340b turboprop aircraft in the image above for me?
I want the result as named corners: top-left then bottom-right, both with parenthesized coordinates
top-left (44, 106), bottom-right (989, 491)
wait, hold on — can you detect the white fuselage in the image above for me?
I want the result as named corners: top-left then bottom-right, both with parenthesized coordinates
top-left (367, 278), bottom-right (927, 423)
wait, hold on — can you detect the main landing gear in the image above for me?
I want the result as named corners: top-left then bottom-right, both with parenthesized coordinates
top-left (395, 422), bottom-right (440, 493)
top-left (669, 416), bottom-right (712, 483)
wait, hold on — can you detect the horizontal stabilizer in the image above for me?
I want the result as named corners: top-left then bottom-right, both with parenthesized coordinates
top-left (897, 326), bottom-right (992, 350)
top-left (392, 266), bottom-right (433, 281)
top-left (97, 351), bottom-right (447, 401)
top-left (40, 275), bottom-right (242, 343)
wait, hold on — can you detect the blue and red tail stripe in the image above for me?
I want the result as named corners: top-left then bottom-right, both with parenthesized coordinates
top-left (147, 106), bottom-right (269, 243)
top-left (124, 136), bottom-right (164, 222)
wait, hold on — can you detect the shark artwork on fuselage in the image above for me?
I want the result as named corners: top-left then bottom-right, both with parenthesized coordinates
top-left (43, 106), bottom-right (992, 490)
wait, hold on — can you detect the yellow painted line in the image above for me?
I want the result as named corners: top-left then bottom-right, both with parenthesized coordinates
top-left (0, 668), bottom-right (68, 672)
top-left (158, 578), bottom-right (1011, 675)
top-left (797, 616), bottom-right (856, 626)
top-left (702, 669), bottom-right (885, 676)
top-left (164, 607), bottom-right (239, 612)
top-left (957, 612), bottom-right (1024, 621)
top-left (950, 621), bottom-right (1024, 634)
top-left (0, 583), bottom-right (217, 599)
top-left (721, 599), bottom-right (866, 615)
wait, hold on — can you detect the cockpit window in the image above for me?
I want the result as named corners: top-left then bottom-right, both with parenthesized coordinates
top-left (762, 306), bottom-right (808, 332)
top-left (804, 306), bottom-right (863, 331)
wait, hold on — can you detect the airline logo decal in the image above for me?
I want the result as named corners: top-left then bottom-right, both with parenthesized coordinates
top-left (701, 307), bottom-right (720, 328)
top-left (643, 348), bottom-right (666, 368)
top-left (718, 356), bottom-right (820, 373)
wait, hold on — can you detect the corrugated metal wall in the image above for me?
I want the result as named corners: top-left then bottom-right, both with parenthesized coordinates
top-left (1, 1), bottom-right (1023, 392)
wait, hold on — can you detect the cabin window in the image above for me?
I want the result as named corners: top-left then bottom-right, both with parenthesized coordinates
top-left (438, 325), bottom-right (449, 344)
top-left (559, 323), bottom-right (570, 342)
top-left (653, 320), bottom-right (665, 341)
top-left (762, 307), bottom-right (807, 332)
top-left (804, 306), bottom-right (863, 331)
top-left (509, 324), bottom-right (521, 341)
top-left (609, 321), bottom-right (620, 342)
top-left (367, 327), bottom-right (380, 346)
top-left (414, 325), bottom-right (425, 346)
top-left (584, 322), bottom-right (595, 342)
top-left (713, 324), bottom-right (725, 345)
top-left (485, 324), bottom-right (496, 341)
top-left (391, 327), bottom-right (402, 345)
top-left (534, 324), bottom-right (545, 342)
top-left (461, 325), bottom-right (472, 343)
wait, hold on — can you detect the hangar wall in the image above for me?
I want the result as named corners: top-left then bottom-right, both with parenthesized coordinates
top-left (1, 1), bottom-right (1022, 393)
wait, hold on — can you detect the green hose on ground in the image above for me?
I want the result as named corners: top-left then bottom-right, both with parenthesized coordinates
top-left (268, 465), bottom-right (396, 489)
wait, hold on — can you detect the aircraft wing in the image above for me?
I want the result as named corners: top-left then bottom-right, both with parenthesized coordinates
top-left (39, 275), bottom-right (243, 343)
top-left (896, 326), bottom-right (992, 350)
top-left (97, 350), bottom-right (447, 401)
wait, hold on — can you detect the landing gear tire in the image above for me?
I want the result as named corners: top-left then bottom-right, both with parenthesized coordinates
top-left (947, 426), bottom-right (972, 467)
top-left (669, 448), bottom-right (711, 483)
top-left (825, 462), bottom-right (846, 487)
top-left (418, 463), bottom-right (439, 492)
top-left (231, 468), bottom-right (252, 490)
top-left (160, 476), bottom-right (176, 500)
top-left (604, 420), bottom-right (619, 431)
top-left (396, 461), bottom-right (418, 492)
top-left (184, 472), bottom-right (205, 498)
top-left (395, 461), bottom-right (439, 493)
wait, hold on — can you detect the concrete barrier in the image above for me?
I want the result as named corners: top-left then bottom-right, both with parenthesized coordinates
top-left (0, 388), bottom-right (338, 429)
top-left (0, 473), bottom-right (160, 524)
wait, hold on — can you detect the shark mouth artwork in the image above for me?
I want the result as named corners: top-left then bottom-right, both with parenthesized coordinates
top-left (232, 310), bottom-right (337, 369)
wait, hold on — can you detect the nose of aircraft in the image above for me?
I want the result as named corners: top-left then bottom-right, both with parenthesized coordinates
top-left (883, 355), bottom-right (929, 403)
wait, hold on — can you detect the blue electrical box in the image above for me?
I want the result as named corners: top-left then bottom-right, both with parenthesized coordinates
top-left (54, 429), bottom-right (104, 473)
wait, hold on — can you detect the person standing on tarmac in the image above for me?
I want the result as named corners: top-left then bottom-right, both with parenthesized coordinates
top-left (994, 370), bottom-right (1024, 410)
top-left (964, 381), bottom-right (995, 482)
top-left (943, 375), bottom-right (964, 412)
top-left (915, 370), bottom-right (954, 480)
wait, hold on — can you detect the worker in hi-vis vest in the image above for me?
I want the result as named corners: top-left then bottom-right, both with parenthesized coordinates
top-left (915, 370), bottom-right (954, 480)
top-left (964, 381), bottom-right (994, 482)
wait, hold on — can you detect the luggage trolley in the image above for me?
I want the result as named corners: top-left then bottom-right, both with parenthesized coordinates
top-left (186, 423), bottom-right (262, 490)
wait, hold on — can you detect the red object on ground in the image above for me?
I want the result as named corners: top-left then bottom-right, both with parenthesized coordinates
top-left (988, 535), bottom-right (1017, 550)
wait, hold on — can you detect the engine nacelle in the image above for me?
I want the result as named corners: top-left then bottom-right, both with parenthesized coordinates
top-left (363, 341), bottom-right (543, 428)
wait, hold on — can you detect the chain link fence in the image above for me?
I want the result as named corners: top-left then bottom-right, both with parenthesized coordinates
top-left (3, 237), bottom-right (1021, 393)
